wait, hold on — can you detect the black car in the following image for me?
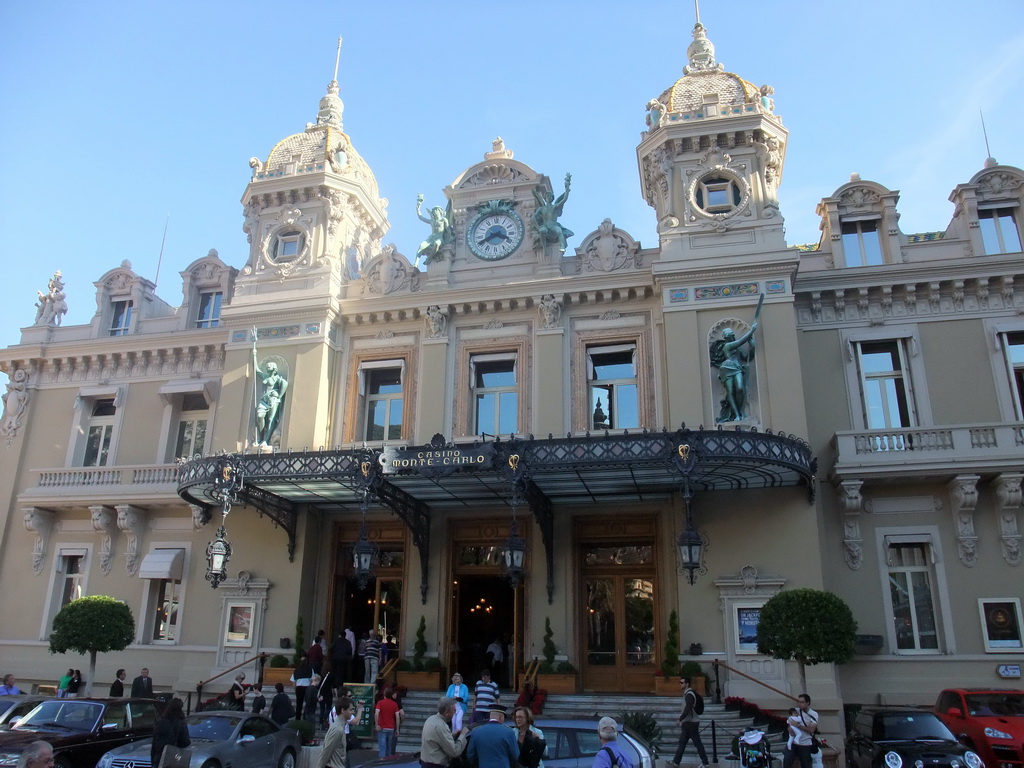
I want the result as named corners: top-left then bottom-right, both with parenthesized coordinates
top-left (846, 707), bottom-right (985, 768)
top-left (0, 698), bottom-right (161, 768)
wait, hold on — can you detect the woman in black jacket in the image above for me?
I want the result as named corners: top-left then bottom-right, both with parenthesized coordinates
top-left (151, 697), bottom-right (191, 767)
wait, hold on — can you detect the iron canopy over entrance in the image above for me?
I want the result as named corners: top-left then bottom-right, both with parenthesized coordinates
top-left (177, 426), bottom-right (816, 603)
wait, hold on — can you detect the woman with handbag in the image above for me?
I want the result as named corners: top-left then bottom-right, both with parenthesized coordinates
top-left (152, 697), bottom-right (191, 768)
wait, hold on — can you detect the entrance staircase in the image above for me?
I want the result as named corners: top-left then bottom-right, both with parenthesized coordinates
top-left (388, 690), bottom-right (786, 765)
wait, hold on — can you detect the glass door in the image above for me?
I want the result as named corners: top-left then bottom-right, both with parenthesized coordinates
top-left (581, 543), bottom-right (656, 691)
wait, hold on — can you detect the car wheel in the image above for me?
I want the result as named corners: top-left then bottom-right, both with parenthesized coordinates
top-left (200, 761), bottom-right (221, 768)
top-left (278, 748), bottom-right (296, 768)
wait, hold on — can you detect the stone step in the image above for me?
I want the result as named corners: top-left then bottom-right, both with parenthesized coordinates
top-left (388, 691), bottom-right (786, 756)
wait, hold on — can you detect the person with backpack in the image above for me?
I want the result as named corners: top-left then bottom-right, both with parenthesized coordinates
top-left (669, 677), bottom-right (710, 768)
top-left (593, 717), bottom-right (634, 768)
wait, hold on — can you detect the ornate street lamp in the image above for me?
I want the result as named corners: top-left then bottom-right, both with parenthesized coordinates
top-left (674, 441), bottom-right (707, 585)
top-left (500, 454), bottom-right (528, 589)
top-left (677, 525), bottom-right (703, 585)
top-left (205, 456), bottom-right (243, 588)
top-left (500, 519), bottom-right (527, 588)
top-left (351, 521), bottom-right (379, 590)
top-left (351, 457), bottom-right (379, 590)
top-left (205, 526), bottom-right (232, 588)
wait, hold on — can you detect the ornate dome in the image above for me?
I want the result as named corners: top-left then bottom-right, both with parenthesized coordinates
top-left (253, 80), bottom-right (380, 199)
top-left (653, 23), bottom-right (764, 116)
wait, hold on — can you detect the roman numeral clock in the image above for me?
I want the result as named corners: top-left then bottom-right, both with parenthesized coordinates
top-left (467, 200), bottom-right (524, 261)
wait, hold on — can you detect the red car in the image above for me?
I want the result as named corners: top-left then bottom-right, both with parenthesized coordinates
top-left (935, 688), bottom-right (1024, 768)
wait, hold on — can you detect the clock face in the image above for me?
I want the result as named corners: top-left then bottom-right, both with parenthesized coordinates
top-left (468, 210), bottom-right (524, 260)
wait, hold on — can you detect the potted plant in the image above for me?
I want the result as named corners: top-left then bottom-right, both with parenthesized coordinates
top-left (536, 618), bottom-right (578, 694)
top-left (262, 652), bottom-right (295, 686)
top-left (654, 610), bottom-right (681, 695)
top-left (396, 617), bottom-right (445, 690)
top-left (679, 660), bottom-right (707, 696)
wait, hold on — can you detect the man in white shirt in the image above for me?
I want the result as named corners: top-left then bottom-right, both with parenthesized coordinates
top-left (782, 693), bottom-right (818, 768)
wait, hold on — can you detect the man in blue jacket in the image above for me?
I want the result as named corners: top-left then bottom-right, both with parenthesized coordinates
top-left (467, 704), bottom-right (519, 768)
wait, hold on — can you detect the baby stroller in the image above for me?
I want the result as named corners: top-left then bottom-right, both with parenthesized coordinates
top-left (739, 728), bottom-right (772, 768)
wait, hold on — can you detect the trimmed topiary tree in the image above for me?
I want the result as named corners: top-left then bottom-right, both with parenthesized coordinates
top-left (413, 616), bottom-right (428, 670)
top-left (662, 610), bottom-right (680, 677)
top-left (540, 618), bottom-right (557, 674)
top-left (49, 595), bottom-right (135, 697)
top-left (756, 588), bottom-right (858, 692)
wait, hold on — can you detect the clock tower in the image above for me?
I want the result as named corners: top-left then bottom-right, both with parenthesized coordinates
top-left (423, 139), bottom-right (572, 287)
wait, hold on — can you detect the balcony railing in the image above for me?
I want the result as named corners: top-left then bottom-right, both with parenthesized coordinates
top-left (832, 422), bottom-right (1024, 481)
top-left (21, 464), bottom-right (180, 504)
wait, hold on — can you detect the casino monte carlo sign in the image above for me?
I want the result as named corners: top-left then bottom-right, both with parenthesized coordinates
top-left (379, 442), bottom-right (496, 473)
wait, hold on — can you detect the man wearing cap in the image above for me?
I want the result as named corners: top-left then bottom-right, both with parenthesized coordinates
top-left (592, 717), bottom-right (634, 768)
top-left (467, 704), bottom-right (519, 768)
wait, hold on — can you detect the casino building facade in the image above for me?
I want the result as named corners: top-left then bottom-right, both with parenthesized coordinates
top-left (1, 19), bottom-right (1023, 737)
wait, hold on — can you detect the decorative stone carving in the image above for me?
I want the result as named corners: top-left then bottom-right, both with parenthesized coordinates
top-left (34, 271), bottom-right (68, 327)
top-left (579, 219), bottom-right (641, 273)
top-left (839, 186), bottom-right (881, 211)
top-left (191, 504), bottom-right (209, 530)
top-left (116, 505), bottom-right (147, 576)
top-left (90, 505), bottom-right (117, 575)
top-left (949, 475), bottom-right (980, 567)
top-left (714, 564), bottom-right (785, 607)
top-left (364, 245), bottom-right (419, 296)
top-left (837, 479), bottom-right (864, 570)
top-left (1, 368), bottom-right (31, 445)
top-left (995, 473), bottom-right (1023, 566)
top-left (683, 22), bottom-right (725, 74)
top-left (754, 136), bottom-right (783, 192)
top-left (23, 507), bottom-right (55, 575)
top-left (484, 137), bottom-right (514, 161)
top-left (460, 164), bottom-right (524, 188)
top-left (645, 99), bottom-right (664, 133)
top-left (538, 295), bottom-right (562, 329)
top-left (424, 305), bottom-right (448, 339)
top-left (977, 170), bottom-right (1023, 200)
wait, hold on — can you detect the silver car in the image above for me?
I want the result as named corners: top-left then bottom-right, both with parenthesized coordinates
top-left (96, 711), bottom-right (300, 768)
top-left (359, 718), bottom-right (654, 768)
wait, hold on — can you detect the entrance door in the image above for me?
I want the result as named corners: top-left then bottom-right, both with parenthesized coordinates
top-left (581, 544), bottom-right (657, 692)
top-left (450, 575), bottom-right (518, 688)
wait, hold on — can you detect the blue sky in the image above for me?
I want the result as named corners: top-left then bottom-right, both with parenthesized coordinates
top-left (1, 0), bottom-right (1023, 358)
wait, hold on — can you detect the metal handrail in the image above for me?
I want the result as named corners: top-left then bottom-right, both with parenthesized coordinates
top-left (521, 658), bottom-right (540, 689)
top-left (194, 653), bottom-right (267, 712)
top-left (712, 659), bottom-right (801, 705)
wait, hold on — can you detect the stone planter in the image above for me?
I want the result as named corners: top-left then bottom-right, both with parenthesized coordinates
top-left (262, 667), bottom-right (295, 687)
top-left (396, 669), bottom-right (445, 690)
top-left (535, 673), bottom-right (578, 694)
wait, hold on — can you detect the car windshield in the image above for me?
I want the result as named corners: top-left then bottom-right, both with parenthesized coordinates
top-left (15, 701), bottom-right (102, 733)
top-left (878, 713), bottom-right (955, 741)
top-left (963, 693), bottom-right (1024, 717)
top-left (186, 714), bottom-right (243, 741)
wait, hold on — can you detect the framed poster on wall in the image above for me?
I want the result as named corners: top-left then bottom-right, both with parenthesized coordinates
top-left (735, 605), bottom-right (762, 654)
top-left (225, 601), bottom-right (255, 646)
top-left (979, 598), bottom-right (1024, 652)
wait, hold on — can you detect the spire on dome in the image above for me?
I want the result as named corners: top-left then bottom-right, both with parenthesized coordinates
top-left (316, 37), bottom-right (345, 130)
top-left (684, 21), bottom-right (725, 75)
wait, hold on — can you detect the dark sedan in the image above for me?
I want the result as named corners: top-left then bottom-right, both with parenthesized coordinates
top-left (0, 698), bottom-right (160, 768)
top-left (846, 707), bottom-right (984, 768)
